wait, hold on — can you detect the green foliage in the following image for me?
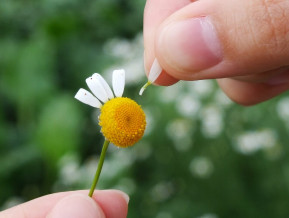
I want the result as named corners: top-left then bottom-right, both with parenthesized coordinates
top-left (1, 0), bottom-right (289, 218)
top-left (34, 95), bottom-right (81, 167)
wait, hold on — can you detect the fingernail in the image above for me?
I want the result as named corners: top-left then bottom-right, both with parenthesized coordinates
top-left (117, 190), bottom-right (130, 204)
top-left (158, 17), bottom-right (222, 72)
top-left (47, 194), bottom-right (105, 218)
top-left (102, 190), bottom-right (130, 204)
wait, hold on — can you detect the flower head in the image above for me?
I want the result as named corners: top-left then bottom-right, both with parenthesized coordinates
top-left (75, 70), bottom-right (146, 147)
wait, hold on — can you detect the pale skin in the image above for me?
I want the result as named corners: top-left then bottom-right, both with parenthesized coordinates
top-left (2, 0), bottom-right (289, 217)
top-left (144, 0), bottom-right (289, 105)
top-left (0, 190), bottom-right (128, 218)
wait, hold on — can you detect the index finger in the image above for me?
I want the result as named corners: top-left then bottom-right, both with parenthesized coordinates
top-left (143, 0), bottom-right (191, 85)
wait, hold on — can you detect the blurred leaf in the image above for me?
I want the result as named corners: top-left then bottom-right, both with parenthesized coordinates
top-left (34, 94), bottom-right (82, 166)
top-left (0, 35), bottom-right (56, 107)
top-left (0, 146), bottom-right (40, 179)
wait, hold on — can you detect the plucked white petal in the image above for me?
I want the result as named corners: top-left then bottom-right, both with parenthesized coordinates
top-left (75, 88), bottom-right (102, 108)
top-left (92, 73), bottom-right (114, 99)
top-left (139, 81), bottom-right (151, 96)
top-left (112, 69), bottom-right (125, 97)
top-left (139, 87), bottom-right (145, 96)
top-left (86, 76), bottom-right (109, 102)
top-left (148, 58), bottom-right (162, 83)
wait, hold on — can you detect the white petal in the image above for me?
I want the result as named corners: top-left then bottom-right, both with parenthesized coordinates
top-left (139, 81), bottom-right (151, 96)
top-left (139, 87), bottom-right (145, 96)
top-left (75, 88), bottom-right (102, 108)
top-left (148, 58), bottom-right (162, 83)
top-left (92, 73), bottom-right (114, 99)
top-left (112, 69), bottom-right (125, 97)
top-left (86, 76), bottom-right (109, 102)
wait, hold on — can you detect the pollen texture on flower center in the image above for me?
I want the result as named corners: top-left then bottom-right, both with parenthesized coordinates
top-left (99, 97), bottom-right (146, 147)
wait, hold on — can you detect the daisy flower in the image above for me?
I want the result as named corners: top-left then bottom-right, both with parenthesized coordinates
top-left (75, 69), bottom-right (146, 196)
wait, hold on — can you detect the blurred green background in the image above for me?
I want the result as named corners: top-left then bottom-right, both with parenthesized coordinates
top-left (1, 0), bottom-right (289, 217)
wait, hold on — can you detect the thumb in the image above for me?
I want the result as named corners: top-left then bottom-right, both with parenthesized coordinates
top-left (46, 194), bottom-right (106, 218)
top-left (153, 0), bottom-right (289, 82)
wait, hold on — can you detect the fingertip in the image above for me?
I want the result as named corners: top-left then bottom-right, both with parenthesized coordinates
top-left (143, 0), bottom-right (190, 85)
top-left (154, 70), bottom-right (179, 86)
top-left (217, 78), bottom-right (289, 106)
top-left (144, 53), bottom-right (179, 86)
top-left (47, 194), bottom-right (105, 218)
top-left (111, 190), bottom-right (130, 204)
top-left (92, 190), bottom-right (129, 218)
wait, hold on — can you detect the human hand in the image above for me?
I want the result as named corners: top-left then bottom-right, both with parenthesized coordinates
top-left (0, 190), bottom-right (129, 218)
top-left (144, 0), bottom-right (289, 105)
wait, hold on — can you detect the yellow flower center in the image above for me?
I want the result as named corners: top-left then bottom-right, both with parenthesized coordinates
top-left (99, 97), bottom-right (146, 147)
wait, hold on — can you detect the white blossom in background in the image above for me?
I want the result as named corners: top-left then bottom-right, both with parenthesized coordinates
top-left (132, 141), bottom-right (152, 160)
top-left (103, 38), bottom-right (130, 57)
top-left (103, 34), bottom-right (145, 85)
top-left (176, 94), bottom-right (201, 118)
top-left (142, 107), bottom-right (157, 136)
top-left (103, 36), bottom-right (139, 60)
top-left (120, 58), bottom-right (144, 84)
top-left (189, 157), bottom-right (214, 178)
top-left (214, 89), bottom-right (233, 107)
top-left (113, 177), bottom-right (136, 195)
top-left (158, 82), bottom-right (183, 103)
top-left (58, 155), bottom-right (80, 186)
top-left (166, 119), bottom-right (193, 140)
top-left (276, 97), bottom-right (289, 129)
top-left (188, 80), bottom-right (214, 99)
top-left (201, 105), bottom-right (224, 138)
top-left (54, 149), bottom-right (138, 192)
top-left (156, 212), bottom-right (173, 218)
top-left (150, 181), bottom-right (174, 202)
top-left (234, 129), bottom-right (277, 155)
top-left (104, 59), bottom-right (144, 85)
top-left (53, 154), bottom-right (96, 190)
top-left (197, 213), bottom-right (219, 218)
top-left (174, 137), bottom-right (193, 152)
top-left (99, 148), bottom-right (135, 181)
top-left (166, 119), bottom-right (194, 152)
top-left (1, 197), bottom-right (24, 211)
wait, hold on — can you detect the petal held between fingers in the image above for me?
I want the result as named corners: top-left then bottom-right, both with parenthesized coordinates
top-left (148, 58), bottom-right (162, 83)
top-left (139, 81), bottom-right (151, 96)
top-left (93, 73), bottom-right (114, 99)
top-left (112, 69), bottom-right (125, 97)
top-left (75, 89), bottom-right (102, 108)
top-left (86, 76), bottom-right (109, 103)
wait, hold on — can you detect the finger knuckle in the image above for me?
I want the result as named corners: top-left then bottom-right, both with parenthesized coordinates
top-left (254, 0), bottom-right (289, 56)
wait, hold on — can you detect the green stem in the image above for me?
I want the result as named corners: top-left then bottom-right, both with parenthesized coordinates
top-left (88, 139), bottom-right (110, 197)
